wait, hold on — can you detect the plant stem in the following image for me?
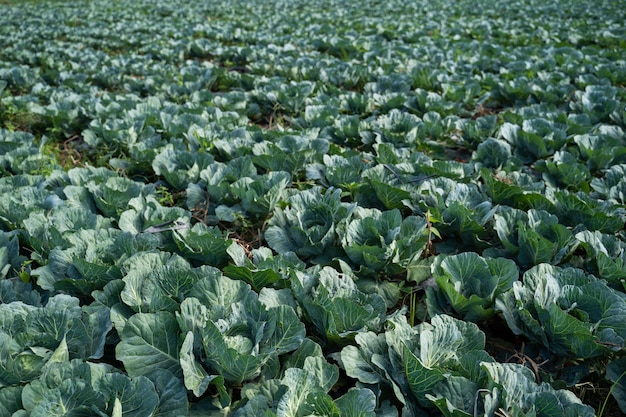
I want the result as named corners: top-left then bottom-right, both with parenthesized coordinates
top-left (599, 368), bottom-right (626, 417)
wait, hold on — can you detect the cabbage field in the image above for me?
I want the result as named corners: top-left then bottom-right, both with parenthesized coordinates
top-left (1, 0), bottom-right (626, 415)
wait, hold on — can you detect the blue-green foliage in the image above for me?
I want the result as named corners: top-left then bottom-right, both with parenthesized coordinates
top-left (1, 0), bottom-right (626, 415)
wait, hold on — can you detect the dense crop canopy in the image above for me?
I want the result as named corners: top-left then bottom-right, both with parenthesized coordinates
top-left (1, 0), bottom-right (625, 415)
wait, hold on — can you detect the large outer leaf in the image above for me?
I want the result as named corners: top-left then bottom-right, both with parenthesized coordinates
top-left (100, 373), bottom-right (159, 417)
top-left (563, 281), bottom-right (626, 349)
top-left (335, 388), bottom-right (376, 417)
top-left (276, 367), bottom-right (321, 417)
top-left (303, 356), bottom-right (339, 394)
top-left (473, 137), bottom-right (511, 169)
top-left (180, 331), bottom-right (216, 397)
top-left (418, 315), bottom-right (485, 367)
top-left (575, 230), bottom-right (626, 285)
top-left (262, 305), bottom-right (305, 356)
top-left (590, 164), bottom-right (626, 204)
top-left (172, 222), bottom-right (232, 266)
top-left (26, 295), bottom-right (83, 350)
top-left (147, 369), bottom-right (190, 417)
top-left (120, 252), bottom-right (197, 313)
top-left (537, 303), bottom-right (603, 358)
top-left (488, 257), bottom-right (519, 293)
top-left (275, 356), bottom-right (339, 417)
top-left (517, 227), bottom-right (558, 267)
top-left (0, 386), bottom-right (23, 417)
top-left (223, 264), bottom-right (282, 292)
top-left (481, 168), bottom-right (526, 207)
top-left (81, 304), bottom-right (112, 360)
top-left (433, 253), bottom-right (494, 318)
top-left (28, 379), bottom-right (105, 417)
top-left (404, 346), bottom-right (445, 406)
top-left (341, 332), bottom-right (388, 385)
top-left (431, 253), bottom-right (519, 321)
top-left (481, 362), bottom-right (594, 416)
top-left (282, 338), bottom-right (323, 371)
top-left (0, 279), bottom-right (42, 306)
top-left (188, 274), bottom-right (253, 320)
top-left (369, 180), bottom-right (411, 210)
top-left (301, 391), bottom-right (341, 417)
top-left (426, 375), bottom-right (477, 417)
top-left (118, 195), bottom-right (189, 236)
top-left (21, 360), bottom-right (102, 412)
top-left (0, 230), bottom-right (23, 280)
top-left (116, 311), bottom-right (182, 378)
top-left (200, 320), bottom-right (263, 384)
